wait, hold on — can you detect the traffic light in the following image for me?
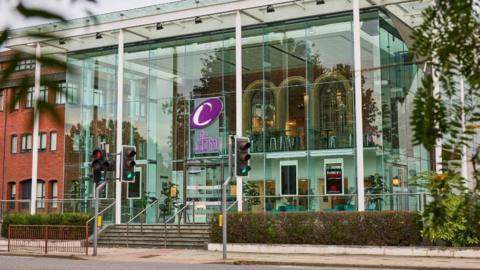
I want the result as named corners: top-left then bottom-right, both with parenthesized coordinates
top-left (235, 137), bottom-right (251, 177)
top-left (121, 145), bottom-right (136, 182)
top-left (91, 149), bottom-right (105, 183)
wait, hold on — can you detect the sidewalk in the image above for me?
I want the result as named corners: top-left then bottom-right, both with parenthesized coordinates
top-left (1, 244), bottom-right (480, 269)
top-left (80, 247), bottom-right (480, 270)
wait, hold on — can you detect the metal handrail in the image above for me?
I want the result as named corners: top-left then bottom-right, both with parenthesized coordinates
top-left (126, 199), bottom-right (160, 224)
top-left (86, 202), bottom-right (116, 226)
top-left (126, 199), bottom-right (160, 247)
top-left (227, 200), bottom-right (238, 212)
top-left (163, 202), bottom-right (190, 248)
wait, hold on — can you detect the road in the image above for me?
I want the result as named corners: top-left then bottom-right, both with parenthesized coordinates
top-left (0, 256), bottom-right (407, 270)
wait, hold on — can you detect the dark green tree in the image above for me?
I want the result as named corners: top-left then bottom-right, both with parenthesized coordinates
top-left (410, 0), bottom-right (480, 246)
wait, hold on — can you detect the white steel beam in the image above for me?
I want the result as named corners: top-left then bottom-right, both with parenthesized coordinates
top-left (115, 29), bottom-right (124, 224)
top-left (353, 0), bottom-right (365, 212)
top-left (30, 43), bottom-right (41, 215)
top-left (4, 0), bottom-right (422, 48)
top-left (235, 11), bottom-right (243, 212)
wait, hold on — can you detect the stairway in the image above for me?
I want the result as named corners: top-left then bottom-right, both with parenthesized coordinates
top-left (97, 224), bottom-right (210, 249)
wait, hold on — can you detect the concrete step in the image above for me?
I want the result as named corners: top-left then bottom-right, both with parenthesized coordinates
top-left (97, 224), bottom-right (210, 249)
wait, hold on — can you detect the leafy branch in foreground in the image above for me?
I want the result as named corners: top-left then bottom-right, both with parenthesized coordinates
top-left (410, 0), bottom-right (480, 246)
top-left (0, 0), bottom-right (96, 122)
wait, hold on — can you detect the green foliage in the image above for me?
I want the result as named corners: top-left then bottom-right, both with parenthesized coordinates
top-left (409, 0), bottom-right (480, 248)
top-left (412, 172), bottom-right (480, 246)
top-left (1, 213), bottom-right (91, 238)
top-left (210, 211), bottom-right (421, 246)
top-left (0, 0), bottom-right (96, 121)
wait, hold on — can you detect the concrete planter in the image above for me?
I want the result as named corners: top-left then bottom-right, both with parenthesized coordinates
top-left (208, 243), bottom-right (480, 258)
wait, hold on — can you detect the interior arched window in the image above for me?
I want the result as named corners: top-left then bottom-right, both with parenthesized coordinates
top-left (319, 82), bottom-right (348, 134)
top-left (251, 89), bottom-right (275, 132)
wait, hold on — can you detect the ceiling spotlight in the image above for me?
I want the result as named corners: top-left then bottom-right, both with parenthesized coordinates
top-left (316, 0), bottom-right (325, 4)
top-left (59, 38), bottom-right (66, 45)
top-left (195, 16), bottom-right (202, 24)
top-left (156, 22), bottom-right (164, 30)
top-left (95, 32), bottom-right (103, 39)
top-left (266, 5), bottom-right (275, 13)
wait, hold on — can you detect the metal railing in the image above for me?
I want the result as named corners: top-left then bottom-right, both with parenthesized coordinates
top-left (163, 202), bottom-right (190, 248)
top-left (242, 192), bottom-right (428, 212)
top-left (85, 201), bottom-right (116, 239)
top-left (8, 225), bottom-right (88, 255)
top-left (125, 199), bottom-right (159, 247)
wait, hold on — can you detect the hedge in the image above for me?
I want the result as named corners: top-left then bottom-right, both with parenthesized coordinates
top-left (1, 213), bottom-right (91, 238)
top-left (210, 211), bottom-right (422, 246)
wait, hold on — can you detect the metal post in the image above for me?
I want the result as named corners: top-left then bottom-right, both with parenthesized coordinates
top-left (30, 43), bottom-right (41, 215)
top-left (93, 181), bottom-right (107, 256)
top-left (353, 0), bottom-right (365, 211)
top-left (460, 78), bottom-right (468, 182)
top-left (222, 135), bottom-right (234, 260)
top-left (235, 11), bottom-right (243, 212)
top-left (115, 29), bottom-right (125, 224)
top-left (44, 225), bottom-right (48, 254)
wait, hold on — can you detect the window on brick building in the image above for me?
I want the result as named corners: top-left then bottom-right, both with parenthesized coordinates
top-left (50, 132), bottom-right (57, 151)
top-left (13, 90), bottom-right (19, 110)
top-left (36, 181), bottom-right (45, 209)
top-left (26, 86), bottom-right (48, 108)
top-left (14, 59), bottom-right (35, 71)
top-left (21, 134), bottom-right (32, 152)
top-left (11, 135), bottom-right (17, 154)
top-left (51, 181), bottom-right (58, 208)
top-left (39, 133), bottom-right (47, 150)
top-left (56, 82), bottom-right (78, 104)
top-left (8, 182), bottom-right (16, 210)
top-left (0, 90), bottom-right (4, 111)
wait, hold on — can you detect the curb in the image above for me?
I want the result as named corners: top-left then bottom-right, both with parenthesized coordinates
top-left (0, 252), bottom-right (85, 260)
top-left (208, 243), bottom-right (480, 259)
top-left (218, 260), bottom-right (477, 270)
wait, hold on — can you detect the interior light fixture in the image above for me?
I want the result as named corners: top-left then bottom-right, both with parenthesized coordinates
top-left (266, 5), bottom-right (275, 13)
top-left (156, 22), bottom-right (164, 30)
top-left (195, 16), bottom-right (202, 24)
top-left (59, 38), bottom-right (66, 45)
top-left (95, 32), bottom-right (103, 39)
top-left (316, 0), bottom-right (325, 5)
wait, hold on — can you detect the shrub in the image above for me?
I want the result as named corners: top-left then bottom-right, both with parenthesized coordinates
top-left (210, 211), bottom-right (422, 246)
top-left (1, 213), bottom-right (91, 238)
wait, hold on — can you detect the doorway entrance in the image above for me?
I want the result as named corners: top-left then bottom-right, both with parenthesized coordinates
top-left (185, 160), bottom-right (226, 223)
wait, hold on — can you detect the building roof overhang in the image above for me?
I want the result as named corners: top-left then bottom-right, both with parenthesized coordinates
top-left (2, 0), bottom-right (432, 54)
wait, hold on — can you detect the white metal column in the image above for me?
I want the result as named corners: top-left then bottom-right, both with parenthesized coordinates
top-left (460, 78), bottom-right (468, 181)
top-left (30, 43), bottom-right (41, 215)
top-left (235, 11), bottom-right (243, 212)
top-left (115, 29), bottom-right (124, 224)
top-left (432, 67), bottom-right (442, 172)
top-left (353, 0), bottom-right (365, 211)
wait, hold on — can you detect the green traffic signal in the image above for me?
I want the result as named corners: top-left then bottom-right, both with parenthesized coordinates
top-left (127, 171), bottom-right (135, 180)
top-left (240, 166), bottom-right (251, 175)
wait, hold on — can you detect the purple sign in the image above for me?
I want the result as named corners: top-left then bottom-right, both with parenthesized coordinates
top-left (194, 131), bottom-right (220, 154)
top-left (190, 97), bottom-right (223, 129)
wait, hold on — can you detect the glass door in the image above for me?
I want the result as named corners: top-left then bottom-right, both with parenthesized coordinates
top-left (186, 163), bottom-right (223, 223)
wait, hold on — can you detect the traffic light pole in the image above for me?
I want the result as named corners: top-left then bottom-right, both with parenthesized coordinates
top-left (93, 181), bottom-right (107, 256)
top-left (222, 135), bottom-right (235, 260)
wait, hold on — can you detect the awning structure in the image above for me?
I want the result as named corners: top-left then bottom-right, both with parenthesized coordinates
top-left (3, 0), bottom-right (432, 54)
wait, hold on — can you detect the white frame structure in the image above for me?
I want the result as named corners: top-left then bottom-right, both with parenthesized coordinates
top-left (279, 160), bottom-right (298, 196)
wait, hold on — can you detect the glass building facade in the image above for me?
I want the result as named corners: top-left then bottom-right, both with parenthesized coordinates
top-left (63, 10), bottom-right (430, 222)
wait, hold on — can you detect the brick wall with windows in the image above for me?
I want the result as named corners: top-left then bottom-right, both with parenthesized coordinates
top-left (0, 51), bottom-right (66, 208)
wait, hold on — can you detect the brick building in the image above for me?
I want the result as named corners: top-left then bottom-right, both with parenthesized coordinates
top-left (0, 50), bottom-right (66, 211)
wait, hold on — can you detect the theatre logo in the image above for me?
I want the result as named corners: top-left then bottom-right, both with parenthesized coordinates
top-left (190, 97), bottom-right (223, 156)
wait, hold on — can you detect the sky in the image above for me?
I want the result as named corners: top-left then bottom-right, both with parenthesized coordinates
top-left (0, 0), bottom-right (178, 30)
